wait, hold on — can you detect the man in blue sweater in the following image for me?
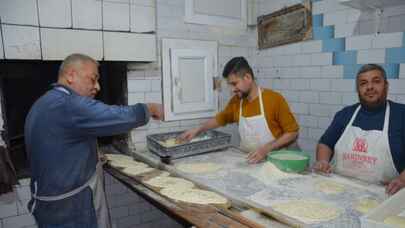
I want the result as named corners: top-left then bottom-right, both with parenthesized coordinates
top-left (314, 64), bottom-right (405, 195)
top-left (25, 53), bottom-right (163, 228)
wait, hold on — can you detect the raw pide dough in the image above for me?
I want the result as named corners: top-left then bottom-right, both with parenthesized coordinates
top-left (105, 153), bottom-right (133, 161)
top-left (175, 162), bottom-right (222, 174)
top-left (160, 187), bottom-right (228, 205)
top-left (272, 199), bottom-right (340, 224)
top-left (353, 198), bottom-right (380, 214)
top-left (384, 215), bottom-right (405, 227)
top-left (315, 181), bottom-right (345, 194)
top-left (144, 176), bottom-right (195, 189)
top-left (121, 166), bottom-right (154, 176)
top-left (105, 153), bottom-right (148, 168)
top-left (160, 138), bottom-right (179, 147)
top-left (252, 162), bottom-right (300, 185)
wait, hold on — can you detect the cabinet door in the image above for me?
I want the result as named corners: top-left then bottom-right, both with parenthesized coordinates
top-left (162, 39), bottom-right (218, 121)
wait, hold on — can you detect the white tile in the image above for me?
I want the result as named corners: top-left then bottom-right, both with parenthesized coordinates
top-left (103, 1), bottom-right (130, 31)
top-left (293, 54), bottom-right (311, 66)
top-left (301, 40), bottom-right (322, 54)
top-left (144, 92), bottom-right (161, 103)
top-left (150, 79), bottom-right (161, 92)
top-left (308, 128), bottom-right (324, 140)
top-left (346, 35), bottom-right (373, 50)
top-left (290, 79), bottom-right (310, 90)
top-left (130, 5), bottom-right (155, 32)
top-left (2, 25), bottom-right (41, 59)
top-left (38, 0), bottom-right (72, 28)
top-left (318, 116), bottom-right (332, 129)
top-left (342, 93), bottom-right (358, 104)
top-left (372, 32), bottom-right (403, 48)
top-left (357, 49), bottom-right (385, 64)
top-left (310, 79), bottom-right (331, 91)
top-left (72, 0), bottom-right (102, 29)
top-left (319, 92), bottom-right (342, 105)
top-left (299, 91), bottom-right (319, 103)
top-left (310, 104), bottom-right (333, 117)
top-left (289, 102), bottom-right (309, 115)
top-left (16, 198), bottom-right (30, 215)
top-left (334, 22), bottom-right (358, 38)
top-left (321, 65), bottom-right (344, 78)
top-left (0, 0), bottom-right (38, 25)
top-left (131, 0), bottom-right (155, 7)
top-left (129, 91), bottom-right (146, 104)
top-left (103, 32), bottom-right (156, 61)
top-left (41, 28), bottom-right (103, 60)
top-left (312, 0), bottom-right (349, 14)
top-left (3, 214), bottom-right (36, 228)
top-left (300, 66), bottom-right (322, 78)
top-left (388, 79), bottom-right (405, 94)
top-left (331, 79), bottom-right (356, 92)
top-left (128, 80), bottom-right (151, 92)
top-left (311, 53), bottom-right (333, 66)
top-left (300, 115), bottom-right (318, 128)
top-left (0, 201), bottom-right (17, 219)
top-left (16, 186), bottom-right (31, 201)
top-left (127, 70), bottom-right (146, 79)
top-left (323, 10), bottom-right (347, 26)
top-left (399, 64), bottom-right (405, 79)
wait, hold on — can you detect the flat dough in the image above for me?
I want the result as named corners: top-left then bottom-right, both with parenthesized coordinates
top-left (160, 187), bottom-right (228, 205)
top-left (353, 198), bottom-right (380, 214)
top-left (252, 162), bottom-right (300, 185)
top-left (176, 162), bottom-right (222, 174)
top-left (384, 215), bottom-right (405, 227)
top-left (160, 138), bottom-right (179, 147)
top-left (272, 199), bottom-right (340, 224)
top-left (315, 181), bottom-right (345, 194)
top-left (121, 166), bottom-right (154, 176)
top-left (144, 176), bottom-right (194, 189)
top-left (105, 153), bottom-right (133, 161)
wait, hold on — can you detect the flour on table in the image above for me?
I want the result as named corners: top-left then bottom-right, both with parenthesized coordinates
top-left (160, 187), bottom-right (228, 205)
top-left (144, 176), bottom-right (195, 189)
top-left (272, 199), bottom-right (340, 224)
top-left (251, 162), bottom-right (301, 185)
top-left (384, 215), bottom-right (405, 227)
top-left (176, 162), bottom-right (222, 174)
top-left (315, 180), bottom-right (345, 194)
top-left (353, 198), bottom-right (380, 214)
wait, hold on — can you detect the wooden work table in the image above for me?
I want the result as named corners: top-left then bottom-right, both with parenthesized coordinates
top-left (104, 147), bottom-right (290, 228)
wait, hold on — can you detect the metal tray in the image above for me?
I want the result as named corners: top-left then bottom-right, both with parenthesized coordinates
top-left (146, 130), bottom-right (231, 160)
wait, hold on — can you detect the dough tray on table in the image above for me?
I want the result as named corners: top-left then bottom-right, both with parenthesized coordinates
top-left (146, 130), bottom-right (231, 162)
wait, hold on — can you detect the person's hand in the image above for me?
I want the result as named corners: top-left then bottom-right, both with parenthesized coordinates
top-left (385, 177), bottom-right (405, 195)
top-left (178, 128), bottom-right (200, 142)
top-left (146, 103), bottom-right (164, 120)
top-left (312, 160), bottom-right (332, 174)
top-left (247, 145), bottom-right (269, 164)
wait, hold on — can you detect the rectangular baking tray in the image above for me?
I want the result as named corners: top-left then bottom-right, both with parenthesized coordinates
top-left (146, 130), bottom-right (231, 160)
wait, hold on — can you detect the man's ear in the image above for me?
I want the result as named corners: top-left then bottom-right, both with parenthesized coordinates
top-left (243, 73), bottom-right (253, 82)
top-left (65, 69), bottom-right (76, 84)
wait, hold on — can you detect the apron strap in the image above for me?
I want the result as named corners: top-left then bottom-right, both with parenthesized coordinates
top-left (30, 162), bottom-right (102, 213)
top-left (239, 87), bottom-right (264, 118)
top-left (382, 102), bottom-right (390, 133)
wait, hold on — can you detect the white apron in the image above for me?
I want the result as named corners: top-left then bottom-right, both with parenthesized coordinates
top-left (239, 87), bottom-right (275, 152)
top-left (334, 103), bottom-right (398, 184)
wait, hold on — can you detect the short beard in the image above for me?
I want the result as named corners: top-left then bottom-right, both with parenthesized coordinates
top-left (358, 95), bottom-right (387, 109)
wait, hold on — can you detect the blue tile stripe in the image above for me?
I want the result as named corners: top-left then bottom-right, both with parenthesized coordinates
top-left (344, 64), bottom-right (399, 79)
top-left (312, 14), bottom-right (323, 28)
top-left (313, 26), bottom-right (334, 40)
top-left (333, 51), bottom-right (357, 65)
top-left (322, 38), bottom-right (345, 52)
top-left (386, 47), bottom-right (405, 63)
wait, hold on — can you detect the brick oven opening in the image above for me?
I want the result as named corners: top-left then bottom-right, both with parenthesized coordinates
top-left (0, 60), bottom-right (129, 178)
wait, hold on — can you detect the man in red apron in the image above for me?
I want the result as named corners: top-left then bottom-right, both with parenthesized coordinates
top-left (180, 56), bottom-right (299, 163)
top-left (314, 64), bottom-right (405, 195)
top-left (25, 53), bottom-right (163, 227)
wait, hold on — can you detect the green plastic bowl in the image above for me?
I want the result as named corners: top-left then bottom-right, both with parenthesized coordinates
top-left (267, 149), bottom-right (310, 173)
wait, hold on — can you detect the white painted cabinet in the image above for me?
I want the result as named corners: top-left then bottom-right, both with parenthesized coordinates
top-left (162, 39), bottom-right (218, 121)
top-left (185, 0), bottom-right (247, 28)
top-left (2, 25), bottom-right (41, 60)
top-left (41, 28), bottom-right (103, 60)
top-left (0, 0), bottom-right (39, 26)
top-left (72, 0), bottom-right (102, 29)
top-left (38, 0), bottom-right (72, 28)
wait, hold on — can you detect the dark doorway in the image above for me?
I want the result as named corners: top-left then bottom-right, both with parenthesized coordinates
top-left (0, 60), bottom-right (128, 178)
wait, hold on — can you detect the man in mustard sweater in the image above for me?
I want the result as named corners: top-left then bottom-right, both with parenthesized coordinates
top-left (180, 56), bottom-right (299, 163)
